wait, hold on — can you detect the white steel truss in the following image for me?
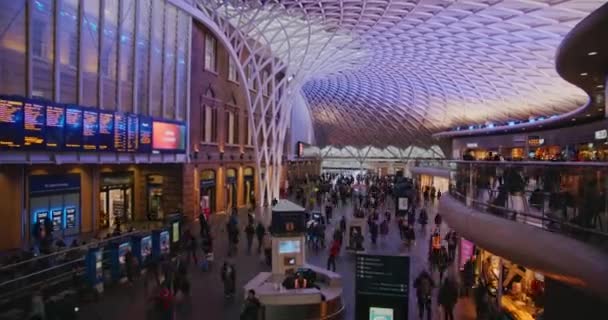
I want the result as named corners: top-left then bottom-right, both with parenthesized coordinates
top-left (172, 0), bottom-right (603, 202)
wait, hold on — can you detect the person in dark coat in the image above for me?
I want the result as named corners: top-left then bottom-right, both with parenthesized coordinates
top-left (438, 277), bottom-right (459, 320)
top-left (245, 222), bottom-right (255, 254)
top-left (240, 289), bottom-right (261, 320)
top-left (221, 262), bottom-right (236, 298)
top-left (414, 270), bottom-right (435, 320)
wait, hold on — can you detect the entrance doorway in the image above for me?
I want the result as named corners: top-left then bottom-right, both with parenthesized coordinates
top-left (244, 167), bottom-right (255, 207)
top-left (100, 172), bottom-right (134, 229)
top-left (226, 168), bottom-right (237, 212)
top-left (200, 170), bottom-right (216, 216)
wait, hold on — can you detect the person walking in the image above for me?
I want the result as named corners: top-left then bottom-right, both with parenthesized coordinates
top-left (437, 246), bottom-right (449, 282)
top-left (447, 231), bottom-right (457, 262)
top-left (370, 221), bottom-right (379, 245)
top-left (339, 216), bottom-right (346, 234)
top-left (245, 222), bottom-right (255, 255)
top-left (438, 277), bottom-right (458, 320)
top-left (434, 213), bottom-right (443, 230)
top-left (414, 270), bottom-right (435, 320)
top-left (255, 223), bottom-right (265, 253)
top-left (221, 261), bottom-right (236, 299)
top-left (262, 232), bottom-right (272, 266)
top-left (326, 239), bottom-right (340, 272)
top-left (186, 230), bottom-right (198, 265)
top-left (240, 289), bottom-right (261, 320)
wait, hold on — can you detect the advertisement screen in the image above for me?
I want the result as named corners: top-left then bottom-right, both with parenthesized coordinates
top-left (118, 242), bottom-right (131, 264)
top-left (0, 98), bottom-right (24, 148)
top-left (113, 112), bottom-right (127, 152)
top-left (141, 236), bottom-right (152, 258)
top-left (369, 307), bottom-right (393, 320)
top-left (459, 238), bottom-right (475, 271)
top-left (279, 240), bottom-right (301, 254)
top-left (64, 107), bottom-right (83, 150)
top-left (36, 211), bottom-right (49, 224)
top-left (65, 207), bottom-right (76, 229)
top-left (160, 231), bottom-right (170, 254)
top-left (82, 110), bottom-right (99, 150)
top-left (45, 105), bottom-right (65, 150)
top-left (152, 121), bottom-right (185, 151)
top-left (23, 101), bottom-right (45, 149)
top-left (98, 112), bottom-right (114, 151)
top-left (51, 209), bottom-right (63, 231)
top-left (138, 116), bottom-right (152, 153)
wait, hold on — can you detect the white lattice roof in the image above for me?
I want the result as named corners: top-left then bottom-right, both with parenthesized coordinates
top-left (197, 0), bottom-right (603, 147)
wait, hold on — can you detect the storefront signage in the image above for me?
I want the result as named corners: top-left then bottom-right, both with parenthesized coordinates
top-left (466, 142), bottom-right (478, 148)
top-left (527, 136), bottom-right (544, 146)
top-left (595, 129), bottom-right (607, 140)
top-left (29, 174), bottom-right (81, 195)
top-left (0, 96), bottom-right (185, 154)
top-left (459, 238), bottom-right (475, 271)
top-left (356, 254), bottom-right (409, 320)
top-left (101, 174), bottom-right (133, 187)
top-left (513, 135), bottom-right (526, 143)
top-left (200, 179), bottom-right (216, 188)
top-left (65, 207), bottom-right (76, 229)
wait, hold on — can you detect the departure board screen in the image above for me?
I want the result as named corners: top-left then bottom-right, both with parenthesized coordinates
top-left (113, 112), bottom-right (127, 152)
top-left (23, 102), bottom-right (45, 149)
top-left (138, 116), bottom-right (152, 153)
top-left (127, 114), bottom-right (138, 152)
top-left (98, 112), bottom-right (114, 151)
top-left (64, 107), bottom-right (83, 150)
top-left (0, 98), bottom-right (24, 148)
top-left (45, 105), bottom-right (65, 150)
top-left (82, 110), bottom-right (98, 150)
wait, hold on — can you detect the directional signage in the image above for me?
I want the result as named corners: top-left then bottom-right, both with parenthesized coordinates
top-left (355, 254), bottom-right (410, 320)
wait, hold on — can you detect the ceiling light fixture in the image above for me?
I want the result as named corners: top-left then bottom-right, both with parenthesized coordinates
top-left (588, 51), bottom-right (598, 56)
top-left (597, 84), bottom-right (604, 88)
top-left (580, 72), bottom-right (588, 76)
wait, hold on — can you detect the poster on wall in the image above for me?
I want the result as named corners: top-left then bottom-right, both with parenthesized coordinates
top-left (397, 197), bottom-right (408, 210)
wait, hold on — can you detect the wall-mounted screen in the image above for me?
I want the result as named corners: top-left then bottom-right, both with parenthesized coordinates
top-left (51, 209), bottom-right (63, 231)
top-left (127, 114), bottom-right (138, 152)
top-left (160, 231), bottom-right (170, 254)
top-left (141, 236), bottom-right (152, 258)
top-left (23, 101), bottom-right (45, 149)
top-left (82, 110), bottom-right (99, 150)
top-left (138, 116), bottom-right (152, 153)
top-left (45, 105), bottom-right (64, 150)
top-left (0, 98), bottom-right (24, 148)
top-left (279, 240), bottom-right (301, 254)
top-left (152, 121), bottom-right (185, 151)
top-left (64, 107), bottom-right (83, 150)
top-left (36, 211), bottom-right (49, 224)
top-left (113, 112), bottom-right (127, 152)
top-left (98, 112), bottom-right (114, 151)
top-left (65, 207), bottom-right (76, 229)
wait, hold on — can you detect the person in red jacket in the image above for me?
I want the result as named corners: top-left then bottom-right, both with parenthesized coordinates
top-left (326, 239), bottom-right (340, 272)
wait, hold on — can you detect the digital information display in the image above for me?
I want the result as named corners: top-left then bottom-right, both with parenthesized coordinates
top-left (65, 207), bottom-right (76, 229)
top-left (127, 114), bottom-right (138, 152)
top-left (83, 111), bottom-right (99, 150)
top-left (0, 98), bottom-right (24, 148)
top-left (46, 105), bottom-right (65, 150)
top-left (24, 102), bottom-right (45, 148)
top-left (52, 209), bottom-right (63, 232)
top-left (355, 254), bottom-right (410, 320)
top-left (152, 121), bottom-right (186, 152)
top-left (65, 107), bottom-right (83, 150)
top-left (36, 211), bottom-right (49, 224)
top-left (98, 112), bottom-right (114, 151)
top-left (113, 112), bottom-right (127, 152)
top-left (138, 117), bottom-right (152, 153)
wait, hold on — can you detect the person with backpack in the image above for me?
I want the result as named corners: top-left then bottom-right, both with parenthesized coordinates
top-left (245, 222), bottom-right (255, 255)
top-left (414, 270), bottom-right (435, 320)
top-left (438, 277), bottom-right (458, 320)
top-left (325, 202), bottom-right (333, 223)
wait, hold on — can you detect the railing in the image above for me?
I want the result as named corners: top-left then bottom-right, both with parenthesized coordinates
top-left (447, 160), bottom-right (608, 248)
top-left (413, 159), bottom-right (455, 170)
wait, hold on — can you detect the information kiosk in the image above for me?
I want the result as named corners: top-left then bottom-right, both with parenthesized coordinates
top-left (244, 200), bottom-right (345, 320)
top-left (85, 247), bottom-right (104, 293)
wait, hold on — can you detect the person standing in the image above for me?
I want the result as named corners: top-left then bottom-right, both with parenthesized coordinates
top-left (255, 223), bottom-right (265, 253)
top-left (437, 246), bottom-right (449, 282)
top-left (240, 289), bottom-right (261, 320)
top-left (447, 231), bottom-right (457, 262)
top-left (434, 213), bottom-right (443, 230)
top-left (326, 239), bottom-right (340, 272)
top-left (438, 277), bottom-right (458, 320)
top-left (339, 215), bottom-right (346, 234)
top-left (370, 221), bottom-right (379, 245)
top-left (414, 270), bottom-right (435, 320)
top-left (221, 261), bottom-right (236, 299)
top-left (262, 232), bottom-right (272, 266)
top-left (245, 222), bottom-right (255, 255)
top-left (325, 202), bottom-right (333, 223)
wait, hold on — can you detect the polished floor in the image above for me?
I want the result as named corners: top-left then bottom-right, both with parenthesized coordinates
top-left (79, 198), bottom-right (475, 320)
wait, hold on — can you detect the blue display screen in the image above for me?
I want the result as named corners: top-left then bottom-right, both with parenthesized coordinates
top-left (64, 107), bottom-right (83, 150)
top-left (82, 110), bottom-right (98, 150)
top-left (45, 105), bottom-right (64, 150)
top-left (138, 116), bottom-right (152, 153)
top-left (113, 112), bottom-right (127, 152)
top-left (160, 231), bottom-right (170, 254)
top-left (23, 101), bottom-right (45, 149)
top-left (127, 114), bottom-right (138, 152)
top-left (98, 112), bottom-right (114, 151)
top-left (0, 98), bottom-right (24, 149)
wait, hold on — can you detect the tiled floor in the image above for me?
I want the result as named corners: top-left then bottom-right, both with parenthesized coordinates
top-left (78, 198), bottom-right (477, 320)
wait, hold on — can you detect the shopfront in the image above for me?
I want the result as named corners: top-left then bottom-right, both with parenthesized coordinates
top-left (146, 175), bottom-right (164, 220)
top-left (29, 174), bottom-right (81, 240)
top-left (418, 174), bottom-right (449, 194)
top-left (99, 172), bottom-right (134, 229)
top-left (244, 167), bottom-right (255, 207)
top-left (475, 248), bottom-right (546, 320)
top-left (200, 170), bottom-right (216, 216)
top-left (225, 168), bottom-right (237, 211)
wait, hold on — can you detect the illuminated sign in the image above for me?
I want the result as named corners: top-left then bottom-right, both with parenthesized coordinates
top-left (527, 136), bottom-right (544, 147)
top-left (45, 105), bottom-right (65, 149)
top-left (23, 102), bottom-right (45, 148)
top-left (113, 112), bottom-right (127, 152)
top-left (65, 107), bottom-right (83, 150)
top-left (98, 112), bottom-right (114, 151)
top-left (466, 142), bottom-right (478, 148)
top-left (82, 110), bottom-right (99, 150)
top-left (152, 121), bottom-right (185, 151)
top-left (138, 116), bottom-right (152, 153)
top-left (127, 114), bottom-right (138, 152)
top-left (0, 98), bottom-right (24, 148)
top-left (595, 129), bottom-right (607, 140)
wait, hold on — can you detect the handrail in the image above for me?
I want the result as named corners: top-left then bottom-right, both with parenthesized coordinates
top-left (449, 160), bottom-right (608, 167)
top-left (449, 190), bottom-right (608, 240)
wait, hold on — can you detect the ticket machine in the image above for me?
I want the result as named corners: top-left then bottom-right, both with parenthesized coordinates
top-left (152, 229), bottom-right (171, 260)
top-left (110, 241), bottom-right (131, 281)
top-left (131, 233), bottom-right (152, 267)
top-left (85, 247), bottom-right (104, 293)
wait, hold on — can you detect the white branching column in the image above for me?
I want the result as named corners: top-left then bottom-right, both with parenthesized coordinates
top-left (170, 0), bottom-right (365, 208)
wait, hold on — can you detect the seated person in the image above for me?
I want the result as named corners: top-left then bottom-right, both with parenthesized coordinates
top-left (294, 272), bottom-right (308, 289)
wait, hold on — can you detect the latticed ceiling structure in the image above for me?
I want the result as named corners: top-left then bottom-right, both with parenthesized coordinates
top-left (186, 0), bottom-right (603, 148)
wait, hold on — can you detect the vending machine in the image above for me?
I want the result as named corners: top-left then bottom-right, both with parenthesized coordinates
top-left (131, 233), bottom-right (152, 267)
top-left (85, 247), bottom-right (104, 293)
top-left (152, 229), bottom-right (171, 260)
top-left (110, 241), bottom-right (131, 281)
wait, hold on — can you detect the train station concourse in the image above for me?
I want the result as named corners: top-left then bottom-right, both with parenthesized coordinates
top-left (0, 0), bottom-right (607, 319)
